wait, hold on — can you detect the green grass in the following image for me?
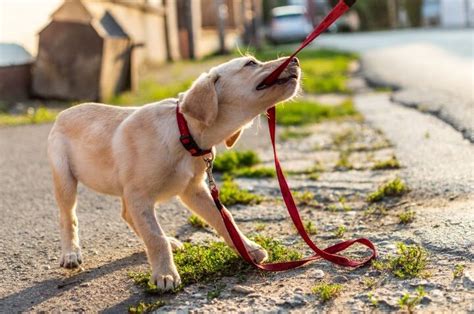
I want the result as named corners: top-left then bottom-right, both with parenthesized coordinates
top-left (219, 177), bottom-right (263, 206)
top-left (335, 150), bottom-right (353, 170)
top-left (232, 166), bottom-right (276, 178)
top-left (213, 150), bottom-right (260, 173)
top-left (304, 220), bottom-right (318, 235)
top-left (0, 107), bottom-right (57, 126)
top-left (252, 49), bottom-right (358, 94)
top-left (453, 264), bottom-right (465, 279)
top-left (364, 205), bottom-right (388, 217)
top-left (312, 282), bottom-right (343, 302)
top-left (280, 128), bottom-right (312, 142)
top-left (128, 300), bottom-right (165, 313)
top-left (129, 236), bottom-right (302, 294)
top-left (276, 99), bottom-right (358, 126)
top-left (367, 178), bottom-right (408, 203)
top-left (188, 215), bottom-right (208, 229)
top-left (372, 155), bottom-right (401, 170)
top-left (108, 79), bottom-right (192, 106)
top-left (398, 286), bottom-right (426, 313)
top-left (372, 243), bottom-right (428, 279)
top-left (398, 209), bottom-right (416, 224)
top-left (293, 190), bottom-right (319, 206)
top-left (334, 225), bottom-right (347, 238)
top-left (207, 283), bottom-right (226, 300)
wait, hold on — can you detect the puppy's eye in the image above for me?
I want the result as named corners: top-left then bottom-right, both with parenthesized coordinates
top-left (244, 60), bottom-right (257, 67)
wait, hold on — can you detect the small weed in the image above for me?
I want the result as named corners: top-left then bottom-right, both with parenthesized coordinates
top-left (372, 243), bottom-right (428, 279)
top-left (252, 235), bottom-right (303, 262)
top-left (219, 177), bottom-right (263, 206)
top-left (453, 264), bottom-right (465, 279)
top-left (363, 277), bottom-right (377, 289)
top-left (367, 292), bottom-right (379, 307)
top-left (232, 166), bottom-right (276, 178)
top-left (398, 286), bottom-right (426, 313)
top-left (293, 190), bottom-right (318, 206)
top-left (304, 220), bottom-right (318, 235)
top-left (308, 172), bottom-right (320, 180)
top-left (276, 99), bottom-right (358, 126)
top-left (367, 178), bottom-right (408, 203)
top-left (398, 209), bottom-right (416, 224)
top-left (207, 283), bottom-right (226, 300)
top-left (128, 300), bottom-right (165, 313)
top-left (372, 155), bottom-right (400, 170)
top-left (335, 150), bottom-right (353, 170)
top-left (334, 225), bottom-right (347, 238)
top-left (280, 129), bottom-right (312, 142)
top-left (332, 129), bottom-right (356, 147)
top-left (326, 204), bottom-right (338, 212)
top-left (312, 282), bottom-right (343, 302)
top-left (364, 205), bottom-right (388, 217)
top-left (188, 215), bottom-right (207, 229)
top-left (338, 197), bottom-right (352, 211)
top-left (213, 150), bottom-right (260, 173)
top-left (254, 223), bottom-right (266, 232)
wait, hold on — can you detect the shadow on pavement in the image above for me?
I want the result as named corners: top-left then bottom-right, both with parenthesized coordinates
top-left (0, 252), bottom-right (146, 312)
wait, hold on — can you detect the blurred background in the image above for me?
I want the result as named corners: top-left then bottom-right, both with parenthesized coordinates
top-left (0, 0), bottom-right (472, 110)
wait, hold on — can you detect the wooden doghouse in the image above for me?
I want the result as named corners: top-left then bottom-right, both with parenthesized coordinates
top-left (32, 1), bottom-right (131, 101)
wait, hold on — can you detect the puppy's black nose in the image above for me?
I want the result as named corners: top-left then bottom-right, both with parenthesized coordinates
top-left (291, 57), bottom-right (300, 66)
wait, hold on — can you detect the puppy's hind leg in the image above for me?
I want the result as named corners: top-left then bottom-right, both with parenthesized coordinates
top-left (49, 149), bottom-right (82, 268)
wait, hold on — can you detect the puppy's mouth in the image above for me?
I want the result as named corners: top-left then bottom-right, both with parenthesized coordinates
top-left (256, 74), bottom-right (298, 91)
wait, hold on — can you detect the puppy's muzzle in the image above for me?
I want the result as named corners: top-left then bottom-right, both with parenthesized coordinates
top-left (256, 58), bottom-right (300, 91)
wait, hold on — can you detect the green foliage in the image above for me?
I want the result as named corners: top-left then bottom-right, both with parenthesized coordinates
top-left (109, 79), bottom-right (192, 106)
top-left (364, 205), bottom-right (388, 217)
top-left (293, 190), bottom-right (318, 206)
top-left (0, 106), bottom-right (57, 126)
top-left (372, 156), bottom-right (401, 170)
top-left (207, 284), bottom-right (225, 300)
top-left (398, 286), bottom-right (426, 313)
top-left (453, 264), bottom-right (465, 279)
top-left (276, 99), bottom-right (358, 126)
top-left (254, 223), bottom-right (266, 232)
top-left (334, 225), bottom-right (347, 238)
top-left (188, 215), bottom-right (208, 229)
top-left (219, 177), bottom-right (263, 206)
top-left (312, 282), bottom-right (343, 302)
top-left (367, 178), bottom-right (408, 203)
top-left (398, 209), bottom-right (416, 224)
top-left (213, 151), bottom-right (261, 172)
top-left (367, 292), bottom-right (379, 307)
top-left (128, 300), bottom-right (165, 313)
top-left (129, 236), bottom-right (301, 294)
top-left (232, 166), bottom-right (276, 178)
top-left (252, 235), bottom-right (303, 262)
top-left (304, 220), bottom-right (318, 235)
top-left (279, 128), bottom-right (312, 142)
top-left (372, 243), bottom-right (428, 279)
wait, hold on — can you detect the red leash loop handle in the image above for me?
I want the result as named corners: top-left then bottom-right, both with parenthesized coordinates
top-left (220, 0), bottom-right (377, 270)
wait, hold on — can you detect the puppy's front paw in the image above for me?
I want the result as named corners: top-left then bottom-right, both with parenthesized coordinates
top-left (60, 250), bottom-right (83, 268)
top-left (245, 240), bottom-right (268, 263)
top-left (150, 265), bottom-right (181, 291)
top-left (167, 236), bottom-right (184, 251)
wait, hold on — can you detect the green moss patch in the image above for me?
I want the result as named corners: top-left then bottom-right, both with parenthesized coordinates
top-left (0, 107), bottom-right (57, 126)
top-left (128, 300), bottom-right (165, 313)
top-left (213, 150), bottom-right (260, 172)
top-left (367, 178), bottom-right (408, 203)
top-left (219, 177), bottom-right (263, 206)
top-left (312, 282), bottom-right (343, 302)
top-left (188, 215), bottom-right (208, 229)
top-left (372, 156), bottom-right (401, 170)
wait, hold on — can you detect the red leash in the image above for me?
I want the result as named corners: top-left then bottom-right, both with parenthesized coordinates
top-left (178, 0), bottom-right (377, 271)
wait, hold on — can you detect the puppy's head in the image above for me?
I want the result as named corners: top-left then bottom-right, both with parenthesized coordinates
top-left (180, 56), bottom-right (301, 146)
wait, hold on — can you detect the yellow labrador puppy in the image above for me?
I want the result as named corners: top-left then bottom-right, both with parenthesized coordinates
top-left (47, 56), bottom-right (300, 290)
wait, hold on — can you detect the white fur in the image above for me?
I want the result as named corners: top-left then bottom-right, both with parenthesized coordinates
top-left (48, 56), bottom-right (301, 290)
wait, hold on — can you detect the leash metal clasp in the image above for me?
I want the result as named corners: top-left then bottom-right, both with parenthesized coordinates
top-left (203, 152), bottom-right (216, 190)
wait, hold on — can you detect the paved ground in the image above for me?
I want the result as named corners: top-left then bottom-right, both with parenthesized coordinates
top-left (1, 73), bottom-right (473, 311)
top-left (315, 29), bottom-right (474, 142)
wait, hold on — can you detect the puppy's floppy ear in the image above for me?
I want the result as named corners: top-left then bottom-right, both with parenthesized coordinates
top-left (180, 72), bottom-right (219, 126)
top-left (225, 129), bottom-right (243, 149)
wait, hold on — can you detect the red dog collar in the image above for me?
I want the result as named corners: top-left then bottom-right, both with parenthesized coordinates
top-left (176, 104), bottom-right (212, 157)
